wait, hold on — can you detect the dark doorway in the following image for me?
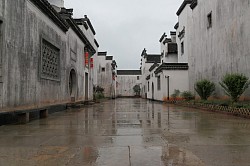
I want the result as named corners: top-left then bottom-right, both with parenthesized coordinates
top-left (69, 69), bottom-right (77, 101)
top-left (85, 73), bottom-right (88, 100)
top-left (152, 82), bottom-right (154, 100)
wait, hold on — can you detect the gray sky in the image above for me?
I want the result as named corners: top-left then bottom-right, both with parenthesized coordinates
top-left (64, 0), bottom-right (183, 69)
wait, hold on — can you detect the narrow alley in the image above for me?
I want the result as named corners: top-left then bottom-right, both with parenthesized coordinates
top-left (0, 99), bottom-right (250, 165)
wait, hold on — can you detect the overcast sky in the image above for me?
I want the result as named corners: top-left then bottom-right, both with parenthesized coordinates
top-left (64, 0), bottom-right (183, 69)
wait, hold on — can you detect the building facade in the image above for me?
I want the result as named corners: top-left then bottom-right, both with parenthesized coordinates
top-left (145, 32), bottom-right (189, 101)
top-left (140, 49), bottom-right (161, 99)
top-left (0, 0), bottom-right (98, 111)
top-left (177, 0), bottom-right (250, 99)
top-left (95, 52), bottom-right (117, 98)
top-left (116, 70), bottom-right (141, 97)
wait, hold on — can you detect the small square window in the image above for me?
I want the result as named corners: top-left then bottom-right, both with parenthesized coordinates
top-left (207, 12), bottom-right (212, 28)
top-left (181, 42), bottom-right (184, 55)
top-left (137, 76), bottom-right (140, 80)
top-left (101, 67), bottom-right (105, 72)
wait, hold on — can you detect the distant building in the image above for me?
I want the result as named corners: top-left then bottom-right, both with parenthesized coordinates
top-left (95, 52), bottom-right (117, 98)
top-left (116, 70), bottom-right (142, 97)
top-left (140, 49), bottom-right (161, 99)
top-left (146, 32), bottom-right (189, 101)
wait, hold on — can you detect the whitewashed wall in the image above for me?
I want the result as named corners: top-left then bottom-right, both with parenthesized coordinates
top-left (116, 75), bottom-right (141, 97)
top-left (176, 4), bottom-right (192, 64)
top-left (188, 0), bottom-right (250, 98)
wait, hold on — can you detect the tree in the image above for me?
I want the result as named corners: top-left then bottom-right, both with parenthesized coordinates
top-left (219, 73), bottom-right (250, 102)
top-left (133, 85), bottom-right (141, 96)
top-left (195, 79), bottom-right (215, 100)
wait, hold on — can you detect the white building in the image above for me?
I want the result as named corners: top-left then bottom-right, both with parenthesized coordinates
top-left (140, 49), bottom-right (161, 99)
top-left (175, 0), bottom-right (250, 99)
top-left (116, 70), bottom-right (142, 97)
top-left (95, 52), bottom-right (117, 98)
top-left (145, 31), bottom-right (189, 101)
top-left (0, 0), bottom-right (98, 112)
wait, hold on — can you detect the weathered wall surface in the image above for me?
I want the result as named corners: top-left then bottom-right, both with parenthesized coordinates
top-left (1, 0), bottom-right (67, 109)
top-left (0, 0), bottom-right (94, 110)
top-left (141, 62), bottom-right (154, 98)
top-left (116, 75), bottom-right (140, 97)
top-left (189, 0), bottom-right (250, 98)
top-left (177, 5), bottom-right (192, 64)
top-left (96, 56), bottom-right (113, 97)
top-left (66, 28), bottom-right (88, 101)
top-left (163, 54), bottom-right (178, 63)
top-left (147, 70), bottom-right (189, 101)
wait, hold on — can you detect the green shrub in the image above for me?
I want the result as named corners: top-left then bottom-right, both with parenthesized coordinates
top-left (171, 89), bottom-right (181, 100)
top-left (195, 79), bottom-right (215, 100)
top-left (93, 86), bottom-right (105, 100)
top-left (219, 73), bottom-right (250, 102)
top-left (181, 91), bottom-right (194, 101)
top-left (95, 92), bottom-right (104, 100)
top-left (133, 85), bottom-right (141, 96)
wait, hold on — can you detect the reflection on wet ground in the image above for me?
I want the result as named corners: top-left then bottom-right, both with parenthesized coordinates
top-left (1, 98), bottom-right (250, 165)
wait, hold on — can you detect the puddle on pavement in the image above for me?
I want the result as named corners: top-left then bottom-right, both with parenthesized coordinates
top-left (1, 98), bottom-right (250, 165)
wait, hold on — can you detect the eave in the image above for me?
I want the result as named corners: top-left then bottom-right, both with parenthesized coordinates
top-left (176, 0), bottom-right (192, 16)
top-left (174, 22), bottom-right (179, 30)
top-left (30, 0), bottom-right (69, 32)
top-left (149, 63), bottom-right (160, 72)
top-left (154, 63), bottom-right (189, 74)
top-left (190, 0), bottom-right (198, 9)
top-left (61, 13), bottom-right (96, 55)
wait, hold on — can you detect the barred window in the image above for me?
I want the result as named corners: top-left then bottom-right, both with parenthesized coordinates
top-left (40, 39), bottom-right (60, 81)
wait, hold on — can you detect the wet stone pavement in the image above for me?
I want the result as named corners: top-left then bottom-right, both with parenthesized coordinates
top-left (1, 99), bottom-right (250, 166)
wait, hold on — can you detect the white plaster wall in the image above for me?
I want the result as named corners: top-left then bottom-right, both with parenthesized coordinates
top-left (96, 57), bottom-right (113, 98)
top-left (189, 0), bottom-right (250, 98)
top-left (78, 24), bottom-right (95, 49)
top-left (0, 0), bottom-right (98, 109)
top-left (152, 70), bottom-right (189, 101)
top-left (146, 71), bottom-right (157, 100)
top-left (141, 61), bottom-right (154, 98)
top-left (164, 54), bottom-right (178, 63)
top-left (116, 75), bottom-right (140, 97)
top-left (176, 5), bottom-right (192, 63)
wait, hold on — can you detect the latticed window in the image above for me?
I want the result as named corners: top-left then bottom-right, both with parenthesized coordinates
top-left (40, 39), bottom-right (60, 81)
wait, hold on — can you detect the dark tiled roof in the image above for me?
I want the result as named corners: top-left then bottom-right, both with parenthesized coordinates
top-left (168, 43), bottom-right (178, 53)
top-left (174, 22), bottom-right (179, 30)
top-left (106, 56), bottom-right (113, 60)
top-left (149, 63), bottom-right (160, 72)
top-left (170, 31), bottom-right (176, 35)
top-left (176, 0), bottom-right (192, 16)
top-left (154, 63), bottom-right (189, 74)
top-left (30, 0), bottom-right (69, 32)
top-left (190, 0), bottom-right (198, 9)
top-left (159, 33), bottom-right (167, 42)
top-left (146, 75), bottom-right (151, 80)
top-left (94, 39), bottom-right (99, 48)
top-left (146, 54), bottom-right (161, 63)
top-left (60, 9), bottom-right (96, 55)
top-left (163, 38), bottom-right (172, 45)
top-left (98, 52), bottom-right (107, 56)
top-left (117, 70), bottom-right (142, 76)
top-left (141, 48), bottom-right (147, 57)
top-left (73, 15), bottom-right (96, 35)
